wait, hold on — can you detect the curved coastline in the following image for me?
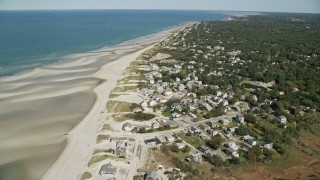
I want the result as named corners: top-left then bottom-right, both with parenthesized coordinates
top-left (0, 24), bottom-right (188, 180)
top-left (42, 26), bottom-right (186, 180)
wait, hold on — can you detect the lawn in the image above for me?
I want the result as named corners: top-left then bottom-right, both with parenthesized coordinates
top-left (177, 132), bottom-right (205, 149)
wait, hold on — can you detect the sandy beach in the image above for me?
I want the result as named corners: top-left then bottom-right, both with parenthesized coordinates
top-left (0, 25), bottom-right (182, 180)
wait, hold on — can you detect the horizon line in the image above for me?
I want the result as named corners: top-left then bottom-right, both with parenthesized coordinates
top-left (0, 8), bottom-right (318, 14)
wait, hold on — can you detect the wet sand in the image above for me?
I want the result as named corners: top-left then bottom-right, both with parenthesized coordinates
top-left (0, 26), bottom-right (181, 180)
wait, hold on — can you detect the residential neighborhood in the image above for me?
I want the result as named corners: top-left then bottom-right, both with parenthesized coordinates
top-left (79, 16), bottom-right (320, 180)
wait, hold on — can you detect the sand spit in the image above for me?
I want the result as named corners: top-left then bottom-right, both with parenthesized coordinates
top-left (0, 26), bottom-right (183, 180)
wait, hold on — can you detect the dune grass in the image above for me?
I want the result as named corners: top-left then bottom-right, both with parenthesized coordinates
top-left (80, 172), bottom-right (92, 180)
top-left (96, 134), bottom-right (110, 144)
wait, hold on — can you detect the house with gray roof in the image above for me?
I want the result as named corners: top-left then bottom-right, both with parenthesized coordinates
top-left (99, 163), bottom-right (117, 175)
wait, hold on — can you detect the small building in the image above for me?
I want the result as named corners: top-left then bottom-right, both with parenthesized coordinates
top-left (277, 115), bottom-right (287, 124)
top-left (151, 122), bottom-right (160, 129)
top-left (145, 138), bottom-right (162, 147)
top-left (159, 97), bottom-right (168, 103)
top-left (188, 127), bottom-right (201, 134)
top-left (219, 118), bottom-right (230, 125)
top-left (171, 103), bottom-right (181, 111)
top-left (99, 163), bottom-right (117, 175)
top-left (170, 112), bottom-right (182, 121)
top-left (189, 153), bottom-right (203, 163)
top-left (122, 122), bottom-right (134, 132)
top-left (140, 101), bottom-right (148, 107)
top-left (163, 90), bottom-right (173, 96)
top-left (113, 147), bottom-right (127, 157)
top-left (207, 121), bottom-right (219, 128)
top-left (176, 143), bottom-right (186, 149)
top-left (199, 145), bottom-right (211, 154)
top-left (228, 126), bottom-right (238, 133)
top-left (165, 134), bottom-right (175, 143)
top-left (235, 114), bottom-right (245, 124)
top-left (148, 100), bottom-right (158, 107)
top-left (247, 139), bottom-right (257, 146)
top-left (133, 107), bottom-right (143, 113)
top-left (262, 143), bottom-right (273, 150)
top-left (145, 171), bottom-right (161, 180)
top-left (225, 142), bottom-right (239, 151)
top-left (242, 135), bottom-right (257, 146)
top-left (116, 141), bottom-right (127, 148)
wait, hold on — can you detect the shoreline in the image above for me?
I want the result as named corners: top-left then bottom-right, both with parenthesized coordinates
top-left (41, 24), bottom-right (192, 179)
top-left (0, 23), bottom-right (183, 79)
top-left (0, 23), bottom-right (192, 180)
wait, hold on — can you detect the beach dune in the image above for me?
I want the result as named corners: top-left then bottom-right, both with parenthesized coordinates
top-left (0, 27), bottom-right (178, 180)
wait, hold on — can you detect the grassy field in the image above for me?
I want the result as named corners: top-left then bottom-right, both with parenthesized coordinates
top-left (107, 101), bottom-right (133, 113)
top-left (87, 155), bottom-right (112, 167)
top-left (113, 114), bottom-right (129, 122)
top-left (176, 132), bottom-right (205, 149)
top-left (96, 134), bottom-right (110, 144)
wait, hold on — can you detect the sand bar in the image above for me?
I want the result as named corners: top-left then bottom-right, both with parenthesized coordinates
top-left (0, 24), bottom-right (185, 180)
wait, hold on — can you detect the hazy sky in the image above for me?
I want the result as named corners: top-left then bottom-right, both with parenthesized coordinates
top-left (0, 0), bottom-right (319, 13)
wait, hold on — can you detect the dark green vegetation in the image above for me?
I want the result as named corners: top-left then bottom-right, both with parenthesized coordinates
top-left (127, 112), bottom-right (155, 121)
top-left (157, 13), bottom-right (320, 179)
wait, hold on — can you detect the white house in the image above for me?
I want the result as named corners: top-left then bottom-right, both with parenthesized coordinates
top-left (226, 141), bottom-right (239, 151)
top-left (122, 122), bottom-right (134, 132)
top-left (176, 143), bottom-right (186, 149)
top-left (242, 135), bottom-right (256, 146)
top-left (219, 118), bottom-right (230, 125)
top-left (148, 100), bottom-right (158, 107)
top-left (151, 122), bottom-right (160, 129)
top-left (262, 143), bottom-right (273, 149)
top-left (163, 90), bottom-right (173, 96)
top-left (277, 115), bottom-right (287, 124)
top-left (140, 101), bottom-right (148, 107)
top-left (165, 134), bottom-right (175, 142)
top-left (235, 114), bottom-right (245, 124)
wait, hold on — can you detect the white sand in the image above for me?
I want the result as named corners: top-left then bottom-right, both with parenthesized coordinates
top-left (41, 27), bottom-right (183, 179)
top-left (42, 44), bottom-right (157, 180)
top-left (0, 23), bottom-right (188, 180)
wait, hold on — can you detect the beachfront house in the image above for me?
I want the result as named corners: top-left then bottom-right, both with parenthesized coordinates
top-left (99, 163), bottom-right (117, 175)
top-left (145, 138), bottom-right (162, 147)
top-left (151, 122), bottom-right (160, 129)
top-left (140, 101), bottom-right (148, 107)
top-left (113, 147), bottom-right (127, 157)
top-left (145, 171), bottom-right (161, 180)
top-left (133, 107), bottom-right (143, 113)
top-left (116, 141), bottom-right (127, 148)
top-left (122, 122), bottom-right (134, 132)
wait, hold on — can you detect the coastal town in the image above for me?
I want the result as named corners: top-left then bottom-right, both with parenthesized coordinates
top-left (79, 14), bottom-right (320, 180)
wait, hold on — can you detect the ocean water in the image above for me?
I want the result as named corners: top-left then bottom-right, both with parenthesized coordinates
top-left (0, 10), bottom-right (227, 76)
